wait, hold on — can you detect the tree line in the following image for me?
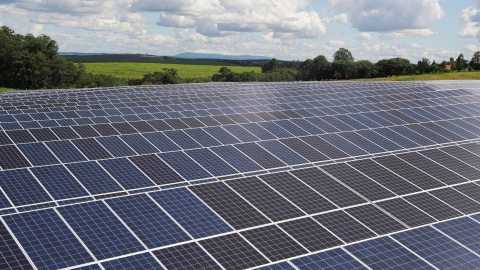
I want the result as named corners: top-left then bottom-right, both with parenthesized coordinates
top-left (212, 48), bottom-right (480, 82)
top-left (2, 25), bottom-right (480, 89)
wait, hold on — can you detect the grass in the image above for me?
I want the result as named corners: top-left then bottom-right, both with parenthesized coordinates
top-left (0, 87), bottom-right (12, 92)
top-left (355, 71), bottom-right (480, 81)
top-left (81, 62), bottom-right (261, 79)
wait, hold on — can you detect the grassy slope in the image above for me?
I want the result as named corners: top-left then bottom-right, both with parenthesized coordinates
top-left (81, 62), bottom-right (261, 79)
top-left (0, 88), bottom-right (12, 92)
top-left (355, 71), bottom-right (480, 81)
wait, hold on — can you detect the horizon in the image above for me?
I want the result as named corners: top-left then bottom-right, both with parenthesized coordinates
top-left (1, 1), bottom-right (480, 62)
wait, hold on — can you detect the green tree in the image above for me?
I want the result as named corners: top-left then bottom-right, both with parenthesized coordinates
top-left (417, 57), bottom-right (431, 74)
top-left (332, 60), bottom-right (356, 79)
top-left (456, 53), bottom-right (467, 71)
top-left (375, 58), bottom-right (411, 77)
top-left (333, 48), bottom-right (354, 62)
top-left (355, 60), bottom-right (375, 78)
top-left (261, 58), bottom-right (282, 73)
top-left (311, 55), bottom-right (332, 80)
top-left (469, 51), bottom-right (480, 71)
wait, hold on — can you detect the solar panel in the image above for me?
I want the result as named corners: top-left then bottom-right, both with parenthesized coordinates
top-left (1, 80), bottom-right (480, 269)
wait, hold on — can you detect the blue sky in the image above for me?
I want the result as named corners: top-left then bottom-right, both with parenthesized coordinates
top-left (1, 0), bottom-right (479, 62)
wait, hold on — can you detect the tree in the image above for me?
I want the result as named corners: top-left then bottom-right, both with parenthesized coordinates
top-left (332, 60), bottom-right (356, 79)
top-left (333, 48), bottom-right (354, 62)
top-left (355, 60), bottom-right (375, 78)
top-left (417, 57), bottom-right (431, 74)
top-left (375, 58), bottom-right (411, 77)
top-left (456, 53), bottom-right (467, 71)
top-left (469, 51), bottom-right (480, 71)
top-left (261, 58), bottom-right (282, 73)
top-left (311, 55), bottom-right (332, 80)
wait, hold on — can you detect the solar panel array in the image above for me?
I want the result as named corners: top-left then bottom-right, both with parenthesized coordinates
top-left (0, 80), bottom-right (479, 269)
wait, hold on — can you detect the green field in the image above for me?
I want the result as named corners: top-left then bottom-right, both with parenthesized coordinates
top-left (355, 71), bottom-right (480, 81)
top-left (0, 88), bottom-right (12, 92)
top-left (81, 62), bottom-right (261, 79)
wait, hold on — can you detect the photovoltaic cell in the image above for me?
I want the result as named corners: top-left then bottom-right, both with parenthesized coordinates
top-left (429, 187), bottom-right (480, 214)
top-left (204, 126), bottom-right (240, 144)
top-left (320, 134), bottom-right (368, 156)
top-left (164, 130), bottom-right (202, 149)
top-left (17, 142), bottom-right (59, 166)
top-left (159, 151), bottom-right (212, 180)
top-left (0, 221), bottom-right (33, 270)
top-left (278, 217), bottom-right (343, 252)
top-left (290, 248), bottom-right (367, 270)
top-left (338, 132), bottom-right (386, 154)
top-left (4, 208), bottom-right (94, 270)
top-left (143, 132), bottom-right (180, 152)
top-left (51, 126), bottom-right (80, 139)
top-left (71, 138), bottom-right (113, 160)
top-left (258, 140), bottom-right (309, 165)
top-left (376, 198), bottom-right (436, 227)
top-left (291, 167), bottom-right (367, 207)
top-left (314, 210), bottom-right (377, 243)
top-left (223, 125), bottom-right (259, 142)
top-left (403, 192), bottom-right (462, 221)
top-left (345, 236), bottom-right (433, 270)
top-left (235, 142), bottom-right (287, 169)
top-left (241, 225), bottom-right (308, 261)
top-left (226, 177), bottom-right (304, 221)
top-left (434, 217), bottom-right (480, 254)
top-left (186, 148), bottom-right (238, 176)
top-left (299, 135), bottom-right (349, 159)
top-left (129, 154), bottom-right (185, 185)
top-left (392, 226), bottom-right (480, 269)
top-left (345, 204), bottom-right (407, 235)
top-left (260, 172), bottom-right (337, 214)
top-left (279, 138), bottom-right (329, 162)
top-left (65, 161), bottom-right (124, 195)
top-left (255, 262), bottom-right (295, 270)
top-left (30, 165), bottom-right (90, 200)
top-left (45, 140), bottom-right (87, 163)
top-left (6, 130), bottom-right (36, 144)
top-left (210, 145), bottom-right (263, 173)
top-left (57, 200), bottom-right (145, 260)
top-left (0, 145), bottom-right (31, 169)
top-left (419, 148), bottom-right (480, 180)
top-left (28, 128), bottom-right (58, 142)
top-left (102, 252), bottom-right (164, 270)
top-left (98, 158), bottom-right (156, 189)
top-left (453, 182), bottom-right (480, 202)
top-left (184, 128), bottom-right (222, 147)
top-left (106, 194), bottom-right (191, 249)
top-left (321, 163), bottom-right (395, 201)
top-left (0, 169), bottom-right (51, 206)
top-left (189, 182), bottom-right (270, 229)
top-left (71, 125), bottom-right (100, 138)
top-left (373, 155), bottom-right (445, 190)
top-left (150, 188), bottom-right (232, 238)
top-left (199, 233), bottom-right (269, 270)
top-left (121, 134), bottom-right (159, 154)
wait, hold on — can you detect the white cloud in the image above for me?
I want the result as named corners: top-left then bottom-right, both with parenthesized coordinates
top-left (465, 44), bottom-right (480, 52)
top-left (323, 13), bottom-right (348, 24)
top-left (359, 32), bottom-right (377, 41)
top-left (328, 40), bottom-right (345, 47)
top-left (459, 1), bottom-right (480, 39)
top-left (132, 0), bottom-right (326, 38)
top-left (391, 28), bottom-right (436, 38)
top-left (330, 0), bottom-right (445, 32)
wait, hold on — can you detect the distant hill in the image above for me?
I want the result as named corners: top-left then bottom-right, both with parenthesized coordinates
top-left (175, 52), bottom-right (272, 60)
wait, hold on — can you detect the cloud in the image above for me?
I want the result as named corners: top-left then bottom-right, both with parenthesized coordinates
top-left (465, 44), bottom-right (480, 52)
top-left (330, 0), bottom-right (445, 32)
top-left (391, 28), bottom-right (436, 38)
top-left (132, 0), bottom-right (326, 38)
top-left (359, 32), bottom-right (377, 41)
top-left (458, 0), bottom-right (480, 39)
top-left (328, 40), bottom-right (345, 47)
top-left (323, 13), bottom-right (349, 24)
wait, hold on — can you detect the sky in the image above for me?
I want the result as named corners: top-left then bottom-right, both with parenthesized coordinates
top-left (1, 0), bottom-right (480, 62)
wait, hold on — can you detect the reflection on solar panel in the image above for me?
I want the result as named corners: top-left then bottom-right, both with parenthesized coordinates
top-left (0, 80), bottom-right (480, 269)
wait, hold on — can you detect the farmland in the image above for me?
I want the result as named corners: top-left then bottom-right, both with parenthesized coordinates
top-left (355, 71), bottom-right (480, 81)
top-left (80, 62), bottom-right (261, 79)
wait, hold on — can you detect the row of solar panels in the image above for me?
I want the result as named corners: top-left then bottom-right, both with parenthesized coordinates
top-left (1, 142), bottom-right (480, 269)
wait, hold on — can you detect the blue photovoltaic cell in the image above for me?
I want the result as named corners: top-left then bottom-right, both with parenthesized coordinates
top-left (164, 130), bottom-right (202, 149)
top-left (184, 128), bottom-right (222, 147)
top-left (434, 217), bottom-right (480, 253)
top-left (291, 248), bottom-right (367, 270)
top-left (150, 188), bottom-right (232, 238)
top-left (96, 136), bottom-right (136, 157)
top-left (106, 194), bottom-right (191, 249)
top-left (390, 126), bottom-right (437, 146)
top-left (257, 121), bottom-right (295, 138)
top-left (4, 208), bottom-right (94, 270)
top-left (121, 134), bottom-right (159, 154)
top-left (0, 169), bottom-right (51, 206)
top-left (254, 262), bottom-right (295, 270)
top-left (321, 116), bottom-right (354, 131)
top-left (102, 252), bottom-right (164, 270)
top-left (336, 114), bottom-right (370, 130)
top-left (143, 132), bottom-right (181, 152)
top-left (223, 125), bottom-right (259, 142)
top-left (345, 236), bottom-right (434, 269)
top-left (241, 123), bottom-right (277, 140)
top-left (338, 132), bottom-right (386, 154)
top-left (186, 148), bottom-right (239, 176)
top-left (321, 134), bottom-right (369, 156)
top-left (153, 242), bottom-right (222, 270)
top-left (46, 140), bottom-right (87, 163)
top-left (405, 124), bottom-right (450, 144)
top-left (355, 129), bottom-right (403, 151)
top-left (393, 226), bottom-right (480, 269)
top-left (58, 200), bottom-right (145, 260)
top-left (98, 158), bottom-right (156, 189)
top-left (258, 140), bottom-right (309, 165)
top-left (30, 165), bottom-right (90, 200)
top-left (66, 161), bottom-right (124, 195)
top-left (349, 113), bottom-right (381, 128)
top-left (274, 120), bottom-right (310, 136)
top-left (0, 221), bottom-right (33, 270)
top-left (211, 145), bottom-right (263, 173)
top-left (290, 118), bottom-right (324, 134)
top-left (203, 126), bottom-right (240, 144)
top-left (17, 142), bottom-right (59, 166)
top-left (159, 151), bottom-right (212, 180)
top-left (374, 128), bottom-right (421, 149)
